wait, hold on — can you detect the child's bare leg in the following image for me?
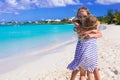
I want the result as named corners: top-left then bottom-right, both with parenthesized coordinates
top-left (70, 70), bottom-right (79, 80)
top-left (94, 67), bottom-right (101, 80)
top-left (87, 71), bottom-right (94, 80)
top-left (79, 67), bottom-right (86, 80)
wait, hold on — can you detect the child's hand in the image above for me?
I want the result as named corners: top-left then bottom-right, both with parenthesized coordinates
top-left (91, 30), bottom-right (99, 33)
top-left (81, 30), bottom-right (102, 38)
top-left (83, 30), bottom-right (98, 34)
top-left (73, 21), bottom-right (80, 27)
top-left (87, 34), bottom-right (96, 38)
top-left (82, 33), bottom-right (96, 39)
top-left (87, 30), bottom-right (102, 38)
top-left (72, 18), bottom-right (80, 27)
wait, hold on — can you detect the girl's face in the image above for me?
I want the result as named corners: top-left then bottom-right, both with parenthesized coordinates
top-left (77, 10), bottom-right (88, 21)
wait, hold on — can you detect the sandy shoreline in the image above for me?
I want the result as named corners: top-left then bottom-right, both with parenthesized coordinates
top-left (0, 24), bottom-right (120, 80)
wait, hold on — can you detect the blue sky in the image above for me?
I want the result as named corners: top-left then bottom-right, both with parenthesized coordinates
top-left (0, 0), bottom-right (120, 22)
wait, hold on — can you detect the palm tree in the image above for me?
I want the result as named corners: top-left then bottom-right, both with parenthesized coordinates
top-left (113, 10), bottom-right (120, 24)
top-left (106, 10), bottom-right (114, 24)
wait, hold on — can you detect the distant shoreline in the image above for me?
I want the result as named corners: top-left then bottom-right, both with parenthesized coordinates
top-left (0, 23), bottom-right (74, 26)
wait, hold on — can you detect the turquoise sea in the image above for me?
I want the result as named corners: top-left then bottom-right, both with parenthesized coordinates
top-left (0, 24), bottom-right (75, 58)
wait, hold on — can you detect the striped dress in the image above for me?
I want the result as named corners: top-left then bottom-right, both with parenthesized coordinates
top-left (67, 35), bottom-right (98, 72)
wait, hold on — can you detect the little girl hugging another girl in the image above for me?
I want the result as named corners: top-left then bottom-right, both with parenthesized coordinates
top-left (67, 6), bottom-right (102, 80)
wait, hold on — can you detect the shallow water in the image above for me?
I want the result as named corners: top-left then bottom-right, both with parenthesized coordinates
top-left (0, 24), bottom-right (75, 58)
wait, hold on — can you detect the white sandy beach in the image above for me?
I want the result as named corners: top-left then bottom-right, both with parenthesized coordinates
top-left (0, 24), bottom-right (120, 80)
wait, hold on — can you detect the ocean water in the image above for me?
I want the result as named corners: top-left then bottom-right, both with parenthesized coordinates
top-left (0, 24), bottom-right (75, 58)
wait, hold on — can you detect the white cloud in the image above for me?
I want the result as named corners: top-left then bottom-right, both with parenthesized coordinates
top-left (33, 0), bottom-right (80, 8)
top-left (87, 2), bottom-right (93, 5)
top-left (21, 0), bottom-right (31, 4)
top-left (0, 0), bottom-right (80, 14)
top-left (96, 0), bottom-right (120, 5)
top-left (6, 0), bottom-right (18, 6)
top-left (14, 12), bottom-right (19, 15)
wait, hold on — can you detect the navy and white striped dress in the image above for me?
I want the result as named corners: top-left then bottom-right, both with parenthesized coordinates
top-left (67, 35), bottom-right (98, 72)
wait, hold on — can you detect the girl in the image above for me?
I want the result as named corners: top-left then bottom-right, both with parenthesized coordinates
top-left (79, 15), bottom-right (101, 41)
top-left (67, 7), bottom-right (102, 80)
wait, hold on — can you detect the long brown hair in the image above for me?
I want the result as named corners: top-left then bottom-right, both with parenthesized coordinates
top-left (75, 15), bottom-right (98, 34)
top-left (81, 15), bottom-right (98, 31)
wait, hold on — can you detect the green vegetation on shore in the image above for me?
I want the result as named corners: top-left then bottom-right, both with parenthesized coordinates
top-left (97, 9), bottom-right (120, 25)
top-left (0, 18), bottom-right (72, 25)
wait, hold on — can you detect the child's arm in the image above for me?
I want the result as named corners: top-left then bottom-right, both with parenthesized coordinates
top-left (91, 21), bottom-right (102, 38)
top-left (72, 18), bottom-right (81, 33)
top-left (87, 30), bottom-right (102, 38)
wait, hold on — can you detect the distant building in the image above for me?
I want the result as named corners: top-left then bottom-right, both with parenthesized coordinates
top-left (54, 19), bottom-right (61, 22)
top-left (69, 17), bottom-right (75, 21)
